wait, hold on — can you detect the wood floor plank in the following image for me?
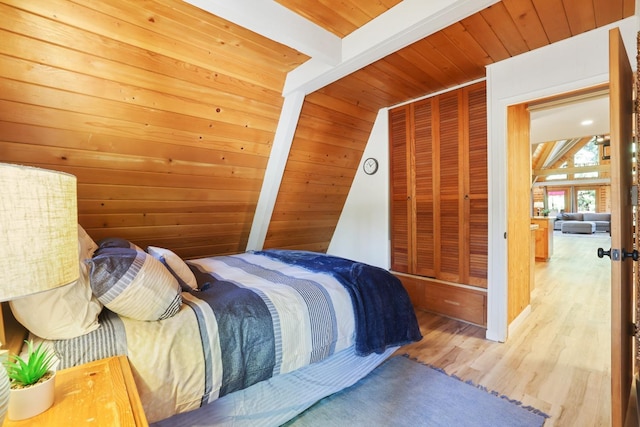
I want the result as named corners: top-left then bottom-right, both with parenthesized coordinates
top-left (398, 231), bottom-right (611, 426)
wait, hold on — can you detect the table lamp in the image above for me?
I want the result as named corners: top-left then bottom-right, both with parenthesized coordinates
top-left (0, 163), bottom-right (78, 423)
top-left (533, 201), bottom-right (544, 216)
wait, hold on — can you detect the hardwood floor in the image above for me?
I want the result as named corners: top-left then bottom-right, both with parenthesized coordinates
top-left (398, 231), bottom-right (611, 426)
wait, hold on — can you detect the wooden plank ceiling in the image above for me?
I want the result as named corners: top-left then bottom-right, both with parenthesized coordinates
top-left (275, 0), bottom-right (403, 37)
top-left (0, 0), bottom-right (634, 258)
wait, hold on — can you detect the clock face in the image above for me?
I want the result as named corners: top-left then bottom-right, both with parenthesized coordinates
top-left (363, 157), bottom-right (378, 175)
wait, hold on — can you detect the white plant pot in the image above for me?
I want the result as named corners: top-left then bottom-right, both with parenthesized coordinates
top-left (7, 371), bottom-right (56, 421)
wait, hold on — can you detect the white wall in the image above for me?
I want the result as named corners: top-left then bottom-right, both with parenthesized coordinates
top-left (486, 16), bottom-right (639, 342)
top-left (328, 108), bottom-right (390, 268)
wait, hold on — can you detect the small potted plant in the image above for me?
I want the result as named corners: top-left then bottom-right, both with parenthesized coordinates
top-left (541, 208), bottom-right (550, 217)
top-left (4, 340), bottom-right (56, 421)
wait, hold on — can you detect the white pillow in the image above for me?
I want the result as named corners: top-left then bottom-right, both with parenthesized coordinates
top-left (10, 225), bottom-right (103, 340)
top-left (146, 246), bottom-right (198, 291)
top-left (88, 249), bottom-right (182, 321)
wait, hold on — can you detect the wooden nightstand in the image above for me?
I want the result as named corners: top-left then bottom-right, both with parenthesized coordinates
top-left (3, 355), bottom-right (148, 426)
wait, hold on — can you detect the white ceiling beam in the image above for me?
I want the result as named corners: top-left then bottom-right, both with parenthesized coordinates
top-left (283, 0), bottom-right (500, 95)
top-left (182, 0), bottom-right (342, 65)
top-left (184, 0), bottom-right (500, 95)
top-left (532, 178), bottom-right (611, 187)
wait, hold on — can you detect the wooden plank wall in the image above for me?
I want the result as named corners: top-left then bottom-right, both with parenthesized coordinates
top-left (506, 103), bottom-right (532, 324)
top-left (263, 52), bottom-right (475, 252)
top-left (0, 0), bottom-right (306, 258)
top-left (264, 76), bottom-right (381, 251)
top-left (1, 0), bottom-right (471, 258)
top-left (1, 0), bottom-right (631, 258)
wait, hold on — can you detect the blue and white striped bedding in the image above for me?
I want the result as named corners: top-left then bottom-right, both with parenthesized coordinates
top-left (51, 251), bottom-right (419, 424)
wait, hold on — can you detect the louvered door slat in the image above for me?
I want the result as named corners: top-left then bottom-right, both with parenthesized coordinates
top-left (437, 92), bottom-right (460, 281)
top-left (389, 106), bottom-right (410, 273)
top-left (469, 198), bottom-right (488, 285)
top-left (438, 199), bottom-right (460, 281)
top-left (468, 84), bottom-right (488, 196)
top-left (414, 99), bottom-right (435, 277)
top-left (438, 93), bottom-right (460, 198)
top-left (466, 83), bottom-right (488, 286)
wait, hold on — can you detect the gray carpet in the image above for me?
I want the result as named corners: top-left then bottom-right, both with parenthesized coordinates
top-left (284, 355), bottom-right (548, 427)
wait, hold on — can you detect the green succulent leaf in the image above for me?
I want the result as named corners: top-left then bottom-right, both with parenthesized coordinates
top-left (3, 340), bottom-right (54, 387)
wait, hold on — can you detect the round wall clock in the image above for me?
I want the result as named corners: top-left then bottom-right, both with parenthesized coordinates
top-left (363, 157), bottom-right (379, 175)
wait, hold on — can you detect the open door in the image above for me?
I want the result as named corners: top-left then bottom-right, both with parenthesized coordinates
top-left (608, 27), bottom-right (635, 427)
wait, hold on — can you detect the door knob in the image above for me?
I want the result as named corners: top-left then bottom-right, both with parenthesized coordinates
top-left (597, 248), bottom-right (638, 261)
top-left (622, 249), bottom-right (639, 261)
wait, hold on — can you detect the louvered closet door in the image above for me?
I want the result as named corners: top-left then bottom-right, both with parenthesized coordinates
top-left (389, 106), bottom-right (411, 273)
top-left (413, 99), bottom-right (435, 277)
top-left (466, 83), bottom-right (488, 287)
top-left (436, 91), bottom-right (461, 283)
top-left (389, 82), bottom-right (488, 288)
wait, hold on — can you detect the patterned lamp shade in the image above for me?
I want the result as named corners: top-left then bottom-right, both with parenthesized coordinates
top-left (0, 163), bottom-right (79, 299)
top-left (0, 163), bottom-right (79, 423)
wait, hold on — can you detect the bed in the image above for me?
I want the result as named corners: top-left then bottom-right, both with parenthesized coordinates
top-left (4, 226), bottom-right (422, 426)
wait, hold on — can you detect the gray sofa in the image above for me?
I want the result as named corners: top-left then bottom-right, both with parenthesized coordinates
top-left (554, 212), bottom-right (611, 233)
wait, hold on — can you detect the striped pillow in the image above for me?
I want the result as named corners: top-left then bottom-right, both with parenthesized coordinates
top-left (88, 248), bottom-right (182, 321)
top-left (95, 237), bottom-right (142, 255)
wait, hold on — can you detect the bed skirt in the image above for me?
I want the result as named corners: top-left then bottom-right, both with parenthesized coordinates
top-left (151, 345), bottom-right (398, 427)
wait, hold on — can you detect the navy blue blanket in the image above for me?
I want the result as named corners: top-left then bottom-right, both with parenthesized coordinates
top-left (255, 250), bottom-right (422, 356)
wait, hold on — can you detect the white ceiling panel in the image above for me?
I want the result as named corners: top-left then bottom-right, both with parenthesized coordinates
top-left (530, 95), bottom-right (609, 144)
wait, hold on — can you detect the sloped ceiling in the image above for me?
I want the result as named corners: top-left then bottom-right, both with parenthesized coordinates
top-left (210, 0), bottom-right (633, 251)
top-left (0, 0), bottom-right (633, 258)
top-left (530, 92), bottom-right (611, 187)
top-left (275, 0), bottom-right (403, 38)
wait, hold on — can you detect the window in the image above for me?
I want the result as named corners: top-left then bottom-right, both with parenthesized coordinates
top-left (548, 190), bottom-right (565, 212)
top-left (574, 138), bottom-right (599, 178)
top-left (547, 162), bottom-right (568, 181)
top-left (577, 189), bottom-right (596, 212)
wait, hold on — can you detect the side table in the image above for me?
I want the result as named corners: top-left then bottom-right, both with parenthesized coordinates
top-left (3, 355), bottom-right (147, 426)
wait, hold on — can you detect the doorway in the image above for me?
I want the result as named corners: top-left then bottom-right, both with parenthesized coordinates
top-left (487, 21), bottom-right (637, 425)
top-left (506, 90), bottom-right (614, 424)
top-left (507, 86), bottom-right (611, 327)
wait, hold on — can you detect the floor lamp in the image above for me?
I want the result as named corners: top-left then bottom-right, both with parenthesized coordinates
top-left (0, 163), bottom-right (78, 422)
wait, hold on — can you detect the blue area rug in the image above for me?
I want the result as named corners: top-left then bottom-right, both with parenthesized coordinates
top-left (284, 355), bottom-right (548, 427)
